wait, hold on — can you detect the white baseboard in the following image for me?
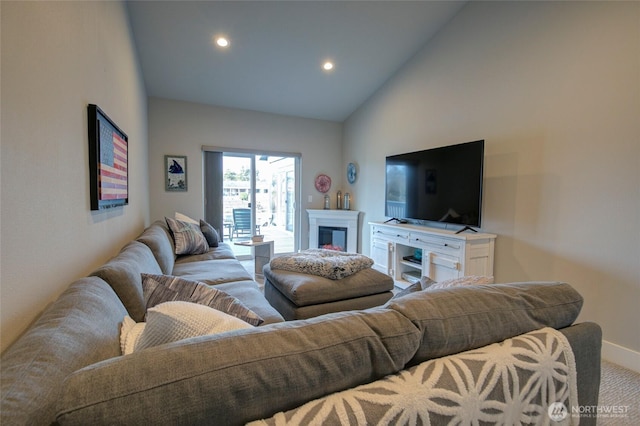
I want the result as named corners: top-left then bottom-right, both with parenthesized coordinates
top-left (602, 340), bottom-right (640, 373)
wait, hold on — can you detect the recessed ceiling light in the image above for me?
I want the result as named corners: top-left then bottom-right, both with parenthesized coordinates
top-left (215, 37), bottom-right (229, 48)
top-left (323, 61), bottom-right (334, 71)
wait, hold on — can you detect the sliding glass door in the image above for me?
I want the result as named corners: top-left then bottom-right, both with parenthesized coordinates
top-left (204, 149), bottom-right (299, 258)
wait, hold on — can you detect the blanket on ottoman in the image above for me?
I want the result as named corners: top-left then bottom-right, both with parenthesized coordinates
top-left (270, 249), bottom-right (374, 280)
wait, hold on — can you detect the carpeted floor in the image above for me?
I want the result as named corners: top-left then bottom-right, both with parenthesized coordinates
top-left (597, 360), bottom-right (640, 425)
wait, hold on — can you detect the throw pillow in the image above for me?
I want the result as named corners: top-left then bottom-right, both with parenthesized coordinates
top-left (120, 301), bottom-right (253, 355)
top-left (141, 273), bottom-right (264, 326)
top-left (428, 275), bottom-right (494, 290)
top-left (174, 212), bottom-right (198, 224)
top-left (120, 315), bottom-right (145, 355)
top-left (388, 277), bottom-right (435, 302)
top-left (174, 212), bottom-right (220, 247)
top-left (165, 217), bottom-right (209, 255)
top-left (200, 219), bottom-right (220, 248)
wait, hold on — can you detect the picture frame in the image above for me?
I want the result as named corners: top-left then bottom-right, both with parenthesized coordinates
top-left (88, 104), bottom-right (129, 210)
top-left (165, 155), bottom-right (187, 191)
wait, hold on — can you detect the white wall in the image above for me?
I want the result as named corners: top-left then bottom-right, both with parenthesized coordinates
top-left (148, 97), bottom-right (342, 247)
top-left (344, 1), bottom-right (640, 364)
top-left (0, 1), bottom-right (149, 352)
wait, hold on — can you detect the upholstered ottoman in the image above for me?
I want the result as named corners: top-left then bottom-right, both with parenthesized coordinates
top-left (262, 264), bottom-right (394, 320)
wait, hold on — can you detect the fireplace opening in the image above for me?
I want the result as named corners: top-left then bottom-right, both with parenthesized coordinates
top-left (318, 226), bottom-right (347, 251)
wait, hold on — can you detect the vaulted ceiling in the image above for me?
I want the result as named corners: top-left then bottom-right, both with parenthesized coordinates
top-left (127, 1), bottom-right (466, 122)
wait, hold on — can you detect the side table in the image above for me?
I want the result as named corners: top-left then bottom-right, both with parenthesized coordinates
top-left (233, 240), bottom-right (274, 279)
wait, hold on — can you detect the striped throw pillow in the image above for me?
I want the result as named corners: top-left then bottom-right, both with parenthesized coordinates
top-left (165, 217), bottom-right (209, 255)
top-left (141, 273), bottom-right (264, 326)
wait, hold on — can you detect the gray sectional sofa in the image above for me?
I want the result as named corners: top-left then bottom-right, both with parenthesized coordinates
top-left (1, 219), bottom-right (602, 425)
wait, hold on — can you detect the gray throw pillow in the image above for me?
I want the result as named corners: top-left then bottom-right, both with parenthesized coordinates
top-left (199, 219), bottom-right (219, 248)
top-left (389, 277), bottom-right (436, 300)
top-left (165, 217), bottom-right (209, 255)
top-left (141, 274), bottom-right (264, 326)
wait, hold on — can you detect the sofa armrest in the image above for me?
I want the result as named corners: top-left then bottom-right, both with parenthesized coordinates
top-left (137, 220), bottom-right (176, 274)
top-left (1, 278), bottom-right (126, 426)
top-left (90, 241), bottom-right (163, 322)
top-left (559, 322), bottom-right (602, 426)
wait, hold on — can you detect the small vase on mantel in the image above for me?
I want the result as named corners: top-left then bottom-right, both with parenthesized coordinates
top-left (337, 190), bottom-right (342, 209)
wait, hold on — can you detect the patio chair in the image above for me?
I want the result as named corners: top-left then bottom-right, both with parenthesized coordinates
top-left (232, 208), bottom-right (260, 240)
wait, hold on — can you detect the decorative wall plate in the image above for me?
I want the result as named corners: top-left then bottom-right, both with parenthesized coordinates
top-left (347, 162), bottom-right (357, 184)
top-left (314, 174), bottom-right (331, 193)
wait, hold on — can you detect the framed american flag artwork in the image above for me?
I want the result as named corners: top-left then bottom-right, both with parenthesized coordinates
top-left (88, 104), bottom-right (128, 210)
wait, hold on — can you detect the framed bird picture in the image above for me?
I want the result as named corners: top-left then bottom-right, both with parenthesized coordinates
top-left (165, 155), bottom-right (187, 191)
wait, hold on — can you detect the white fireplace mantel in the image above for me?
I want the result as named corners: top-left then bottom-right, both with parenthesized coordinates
top-left (308, 209), bottom-right (361, 253)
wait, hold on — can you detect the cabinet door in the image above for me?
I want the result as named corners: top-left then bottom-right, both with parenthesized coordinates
top-left (371, 239), bottom-right (392, 275)
top-left (424, 252), bottom-right (461, 282)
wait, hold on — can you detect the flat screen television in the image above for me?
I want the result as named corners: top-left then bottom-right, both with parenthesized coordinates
top-left (385, 140), bottom-right (484, 231)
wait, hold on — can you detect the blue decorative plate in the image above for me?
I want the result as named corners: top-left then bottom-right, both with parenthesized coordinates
top-left (347, 162), bottom-right (357, 184)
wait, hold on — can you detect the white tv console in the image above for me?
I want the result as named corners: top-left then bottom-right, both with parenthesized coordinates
top-left (369, 222), bottom-right (496, 289)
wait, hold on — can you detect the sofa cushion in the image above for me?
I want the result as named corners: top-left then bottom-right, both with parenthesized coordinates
top-left (214, 281), bottom-right (285, 325)
top-left (56, 308), bottom-right (421, 425)
top-left (142, 274), bottom-right (264, 326)
top-left (166, 217), bottom-right (209, 255)
top-left (174, 242), bottom-right (236, 263)
top-left (121, 301), bottom-right (253, 354)
top-left (136, 220), bottom-right (176, 274)
top-left (386, 281), bottom-right (583, 364)
top-left (90, 241), bottom-right (162, 322)
top-left (1, 277), bottom-right (126, 426)
top-left (172, 258), bottom-right (252, 285)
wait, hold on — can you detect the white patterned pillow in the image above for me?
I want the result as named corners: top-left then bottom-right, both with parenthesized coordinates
top-left (165, 217), bottom-right (209, 255)
top-left (141, 273), bottom-right (264, 326)
top-left (428, 275), bottom-right (494, 290)
top-left (120, 301), bottom-right (253, 355)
